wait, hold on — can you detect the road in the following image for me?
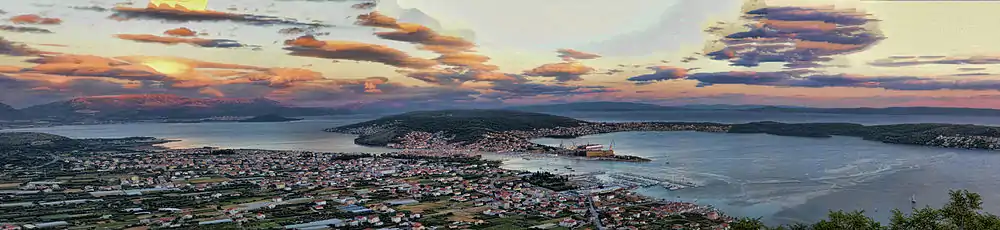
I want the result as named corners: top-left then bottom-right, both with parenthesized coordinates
top-left (586, 194), bottom-right (605, 230)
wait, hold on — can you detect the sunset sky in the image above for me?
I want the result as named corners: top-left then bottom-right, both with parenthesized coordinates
top-left (3, 0), bottom-right (1000, 109)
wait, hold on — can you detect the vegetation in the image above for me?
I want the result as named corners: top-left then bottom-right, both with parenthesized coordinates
top-left (523, 172), bottom-right (576, 191)
top-left (726, 121), bottom-right (1000, 149)
top-left (329, 110), bottom-right (590, 145)
top-left (731, 190), bottom-right (1000, 230)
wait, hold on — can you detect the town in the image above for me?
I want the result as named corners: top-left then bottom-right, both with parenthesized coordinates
top-left (0, 140), bottom-right (733, 229)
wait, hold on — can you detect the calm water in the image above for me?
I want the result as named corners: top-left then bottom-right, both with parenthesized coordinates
top-left (4, 111), bottom-right (1000, 225)
top-left (1, 115), bottom-right (394, 153)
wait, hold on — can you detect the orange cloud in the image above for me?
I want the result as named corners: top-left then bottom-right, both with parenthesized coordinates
top-left (757, 19), bottom-right (838, 32)
top-left (239, 68), bottom-right (325, 88)
top-left (557, 49), bottom-right (601, 61)
top-left (523, 62), bottom-right (596, 81)
top-left (355, 12), bottom-right (401, 29)
top-left (434, 53), bottom-right (498, 72)
top-left (794, 40), bottom-right (866, 52)
top-left (116, 34), bottom-right (212, 45)
top-left (164, 27), bottom-right (197, 36)
top-left (356, 12), bottom-right (475, 54)
top-left (110, 4), bottom-right (324, 27)
top-left (9, 14), bottom-right (62, 25)
top-left (375, 23), bottom-right (475, 54)
top-left (401, 69), bottom-right (522, 86)
top-left (282, 35), bottom-right (437, 69)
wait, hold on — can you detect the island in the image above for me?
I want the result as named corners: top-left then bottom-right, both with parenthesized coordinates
top-left (327, 110), bottom-right (1000, 156)
top-left (238, 114), bottom-right (303, 123)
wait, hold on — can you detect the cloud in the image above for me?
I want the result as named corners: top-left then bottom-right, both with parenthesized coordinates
top-left (110, 3), bottom-right (326, 27)
top-left (556, 49), bottom-right (601, 61)
top-left (627, 66), bottom-right (691, 83)
top-left (116, 34), bottom-right (245, 48)
top-left (282, 35), bottom-right (437, 69)
top-left (9, 14), bottom-right (62, 25)
top-left (400, 69), bottom-right (523, 86)
top-left (433, 53), bottom-right (498, 71)
top-left (0, 25), bottom-right (53, 34)
top-left (163, 27), bottom-right (197, 36)
top-left (352, 2), bottom-right (377, 10)
top-left (0, 38), bottom-right (47, 56)
top-left (704, 2), bottom-right (883, 68)
top-left (484, 82), bottom-right (618, 100)
top-left (682, 70), bottom-right (1000, 91)
top-left (523, 62), bottom-right (596, 81)
top-left (0, 51), bottom-right (402, 107)
top-left (356, 12), bottom-right (476, 55)
top-left (870, 56), bottom-right (1000, 67)
top-left (355, 11), bottom-right (403, 29)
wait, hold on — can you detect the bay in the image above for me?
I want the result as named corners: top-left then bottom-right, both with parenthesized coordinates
top-left (4, 111), bottom-right (1000, 225)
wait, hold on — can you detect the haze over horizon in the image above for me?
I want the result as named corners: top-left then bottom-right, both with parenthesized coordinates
top-left (4, 0), bottom-right (1000, 109)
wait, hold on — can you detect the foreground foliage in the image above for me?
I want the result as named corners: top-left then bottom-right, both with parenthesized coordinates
top-left (731, 190), bottom-right (1000, 230)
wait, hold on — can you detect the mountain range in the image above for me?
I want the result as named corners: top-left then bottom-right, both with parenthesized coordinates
top-left (504, 101), bottom-right (1000, 117)
top-left (0, 102), bottom-right (21, 120)
top-left (2, 94), bottom-right (346, 121)
top-left (6, 97), bottom-right (1000, 122)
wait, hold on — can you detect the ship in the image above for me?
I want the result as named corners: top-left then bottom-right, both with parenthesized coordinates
top-left (568, 140), bottom-right (615, 157)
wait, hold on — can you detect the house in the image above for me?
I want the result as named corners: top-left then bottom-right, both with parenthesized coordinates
top-left (558, 218), bottom-right (578, 227)
top-left (255, 213), bottom-right (266, 219)
top-left (314, 200), bottom-right (327, 206)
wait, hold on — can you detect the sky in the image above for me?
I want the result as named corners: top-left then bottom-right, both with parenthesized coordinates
top-left (3, 0), bottom-right (1000, 109)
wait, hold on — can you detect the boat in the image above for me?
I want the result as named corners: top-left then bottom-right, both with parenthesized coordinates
top-left (911, 195), bottom-right (916, 204)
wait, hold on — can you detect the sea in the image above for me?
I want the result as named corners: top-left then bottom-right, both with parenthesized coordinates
top-left (4, 110), bottom-right (1000, 225)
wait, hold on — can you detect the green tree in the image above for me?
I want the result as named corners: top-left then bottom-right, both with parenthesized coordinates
top-left (732, 217), bottom-right (768, 230)
top-left (734, 190), bottom-right (1000, 230)
top-left (811, 210), bottom-right (884, 230)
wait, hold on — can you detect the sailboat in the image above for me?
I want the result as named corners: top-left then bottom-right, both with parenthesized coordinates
top-left (911, 194), bottom-right (917, 204)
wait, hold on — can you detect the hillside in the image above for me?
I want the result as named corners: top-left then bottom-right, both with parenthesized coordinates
top-left (0, 102), bottom-right (20, 120)
top-left (504, 102), bottom-right (1000, 117)
top-left (727, 122), bottom-right (1000, 149)
top-left (0, 132), bottom-right (81, 168)
top-left (19, 94), bottom-right (346, 121)
top-left (506, 101), bottom-right (672, 112)
top-left (746, 106), bottom-right (1000, 117)
top-left (327, 110), bottom-right (590, 146)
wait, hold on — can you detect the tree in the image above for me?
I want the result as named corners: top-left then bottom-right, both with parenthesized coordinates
top-left (732, 217), bottom-right (767, 230)
top-left (735, 190), bottom-right (1000, 230)
top-left (810, 211), bottom-right (884, 230)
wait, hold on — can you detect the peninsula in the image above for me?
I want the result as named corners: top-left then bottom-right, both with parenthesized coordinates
top-left (327, 110), bottom-right (1000, 153)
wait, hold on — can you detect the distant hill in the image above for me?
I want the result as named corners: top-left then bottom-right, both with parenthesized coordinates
top-left (506, 101), bottom-right (1000, 117)
top-left (19, 94), bottom-right (347, 121)
top-left (505, 102), bottom-right (675, 112)
top-left (745, 106), bottom-right (1000, 117)
top-left (0, 132), bottom-right (76, 147)
top-left (0, 102), bottom-right (21, 120)
top-left (327, 109), bottom-right (589, 146)
top-left (238, 114), bottom-right (303, 123)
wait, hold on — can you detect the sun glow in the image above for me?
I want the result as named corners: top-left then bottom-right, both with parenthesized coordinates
top-left (142, 60), bottom-right (192, 75)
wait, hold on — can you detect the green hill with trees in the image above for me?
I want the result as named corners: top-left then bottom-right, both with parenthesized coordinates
top-left (326, 110), bottom-right (590, 146)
